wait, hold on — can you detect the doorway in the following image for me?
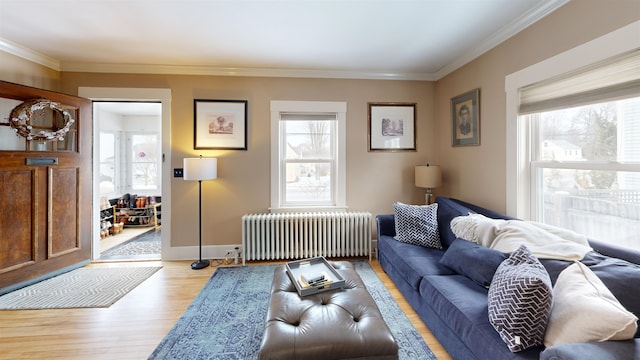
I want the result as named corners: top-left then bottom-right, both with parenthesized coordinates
top-left (94, 101), bottom-right (162, 261)
top-left (79, 87), bottom-right (172, 262)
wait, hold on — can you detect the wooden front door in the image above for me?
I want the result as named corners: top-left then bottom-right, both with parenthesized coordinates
top-left (0, 81), bottom-right (92, 291)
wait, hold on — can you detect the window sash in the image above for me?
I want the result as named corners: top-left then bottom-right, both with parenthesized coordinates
top-left (525, 95), bottom-right (640, 246)
top-left (279, 117), bottom-right (336, 207)
top-left (129, 132), bottom-right (160, 192)
top-left (282, 118), bottom-right (335, 161)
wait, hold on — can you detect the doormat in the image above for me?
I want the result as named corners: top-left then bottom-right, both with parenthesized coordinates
top-left (0, 266), bottom-right (161, 310)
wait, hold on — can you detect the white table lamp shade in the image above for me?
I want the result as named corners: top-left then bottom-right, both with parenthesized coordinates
top-left (415, 165), bottom-right (441, 189)
top-left (184, 157), bottom-right (217, 181)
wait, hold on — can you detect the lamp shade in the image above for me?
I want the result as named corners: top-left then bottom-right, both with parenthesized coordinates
top-left (184, 157), bottom-right (217, 181)
top-left (415, 164), bottom-right (441, 188)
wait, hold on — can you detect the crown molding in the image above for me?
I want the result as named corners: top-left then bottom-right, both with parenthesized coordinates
top-left (60, 62), bottom-right (436, 81)
top-left (434, 0), bottom-right (570, 80)
top-left (0, 37), bottom-right (60, 71)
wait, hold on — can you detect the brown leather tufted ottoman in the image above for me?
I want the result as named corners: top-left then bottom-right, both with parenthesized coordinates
top-left (258, 261), bottom-right (398, 360)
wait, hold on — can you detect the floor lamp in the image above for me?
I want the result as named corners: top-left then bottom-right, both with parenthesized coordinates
top-left (415, 164), bottom-right (442, 205)
top-left (184, 156), bottom-right (217, 270)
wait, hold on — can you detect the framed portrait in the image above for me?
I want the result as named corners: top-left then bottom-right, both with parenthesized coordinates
top-left (194, 99), bottom-right (247, 150)
top-left (368, 102), bottom-right (416, 152)
top-left (451, 88), bottom-right (480, 147)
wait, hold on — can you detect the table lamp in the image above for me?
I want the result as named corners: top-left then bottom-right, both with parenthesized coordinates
top-left (415, 164), bottom-right (441, 205)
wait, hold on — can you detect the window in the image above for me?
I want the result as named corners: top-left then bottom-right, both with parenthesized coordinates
top-left (524, 97), bottom-right (640, 250)
top-left (98, 131), bottom-right (117, 195)
top-left (129, 133), bottom-right (160, 192)
top-left (270, 101), bottom-right (346, 211)
top-left (511, 46), bottom-right (640, 250)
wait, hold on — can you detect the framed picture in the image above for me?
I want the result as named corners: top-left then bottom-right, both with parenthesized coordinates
top-left (194, 99), bottom-right (247, 150)
top-left (368, 102), bottom-right (416, 152)
top-left (451, 88), bottom-right (480, 147)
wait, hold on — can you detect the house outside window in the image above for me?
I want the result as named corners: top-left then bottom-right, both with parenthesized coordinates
top-left (508, 44), bottom-right (640, 251)
top-left (270, 101), bottom-right (347, 211)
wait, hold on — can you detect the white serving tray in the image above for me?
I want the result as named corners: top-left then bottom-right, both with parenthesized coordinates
top-left (285, 257), bottom-right (345, 297)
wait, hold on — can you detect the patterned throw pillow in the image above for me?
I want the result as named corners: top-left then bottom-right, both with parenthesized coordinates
top-left (392, 202), bottom-right (441, 249)
top-left (488, 245), bottom-right (552, 352)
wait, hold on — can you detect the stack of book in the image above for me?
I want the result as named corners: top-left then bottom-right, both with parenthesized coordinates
top-left (299, 270), bottom-right (332, 288)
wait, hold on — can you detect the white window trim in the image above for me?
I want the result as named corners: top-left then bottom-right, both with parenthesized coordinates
top-left (505, 20), bottom-right (640, 219)
top-left (270, 100), bottom-right (347, 212)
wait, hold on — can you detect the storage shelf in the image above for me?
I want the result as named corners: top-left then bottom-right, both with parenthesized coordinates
top-left (116, 203), bottom-right (161, 229)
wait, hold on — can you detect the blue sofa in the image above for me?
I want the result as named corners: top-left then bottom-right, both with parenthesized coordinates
top-left (376, 197), bottom-right (640, 360)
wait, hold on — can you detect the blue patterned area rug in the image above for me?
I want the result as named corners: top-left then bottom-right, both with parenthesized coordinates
top-left (149, 261), bottom-right (435, 360)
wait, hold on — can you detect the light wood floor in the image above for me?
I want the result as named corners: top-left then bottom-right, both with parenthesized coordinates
top-left (0, 259), bottom-right (452, 360)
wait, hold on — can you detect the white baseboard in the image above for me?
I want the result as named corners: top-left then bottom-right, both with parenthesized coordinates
top-left (162, 244), bottom-right (243, 261)
top-left (162, 240), bottom-right (378, 262)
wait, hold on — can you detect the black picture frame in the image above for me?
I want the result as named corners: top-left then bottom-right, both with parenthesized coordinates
top-left (368, 102), bottom-right (416, 152)
top-left (194, 99), bottom-right (247, 150)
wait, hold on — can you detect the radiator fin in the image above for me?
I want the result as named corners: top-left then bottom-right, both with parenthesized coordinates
top-left (241, 212), bottom-right (372, 265)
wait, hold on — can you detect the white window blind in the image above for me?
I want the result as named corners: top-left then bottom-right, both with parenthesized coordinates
top-left (280, 113), bottom-right (337, 121)
top-left (519, 49), bottom-right (640, 114)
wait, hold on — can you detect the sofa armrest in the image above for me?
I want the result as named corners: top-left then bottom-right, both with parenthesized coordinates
top-left (376, 214), bottom-right (396, 237)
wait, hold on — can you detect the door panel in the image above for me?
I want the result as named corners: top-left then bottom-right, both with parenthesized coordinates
top-left (49, 166), bottom-right (80, 258)
top-left (0, 169), bottom-right (36, 273)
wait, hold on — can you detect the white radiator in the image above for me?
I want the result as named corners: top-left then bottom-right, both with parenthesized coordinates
top-left (241, 212), bottom-right (372, 265)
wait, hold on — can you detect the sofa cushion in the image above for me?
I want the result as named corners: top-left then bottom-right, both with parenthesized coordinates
top-left (439, 238), bottom-right (508, 287)
top-left (393, 202), bottom-right (441, 248)
top-left (544, 261), bottom-right (638, 348)
top-left (420, 274), bottom-right (542, 360)
top-left (488, 245), bottom-right (552, 352)
top-left (435, 197), bottom-right (477, 249)
top-left (540, 339), bottom-right (640, 360)
top-left (377, 235), bottom-right (454, 290)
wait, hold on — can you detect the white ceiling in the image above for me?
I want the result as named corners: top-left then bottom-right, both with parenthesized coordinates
top-left (0, 0), bottom-right (567, 81)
